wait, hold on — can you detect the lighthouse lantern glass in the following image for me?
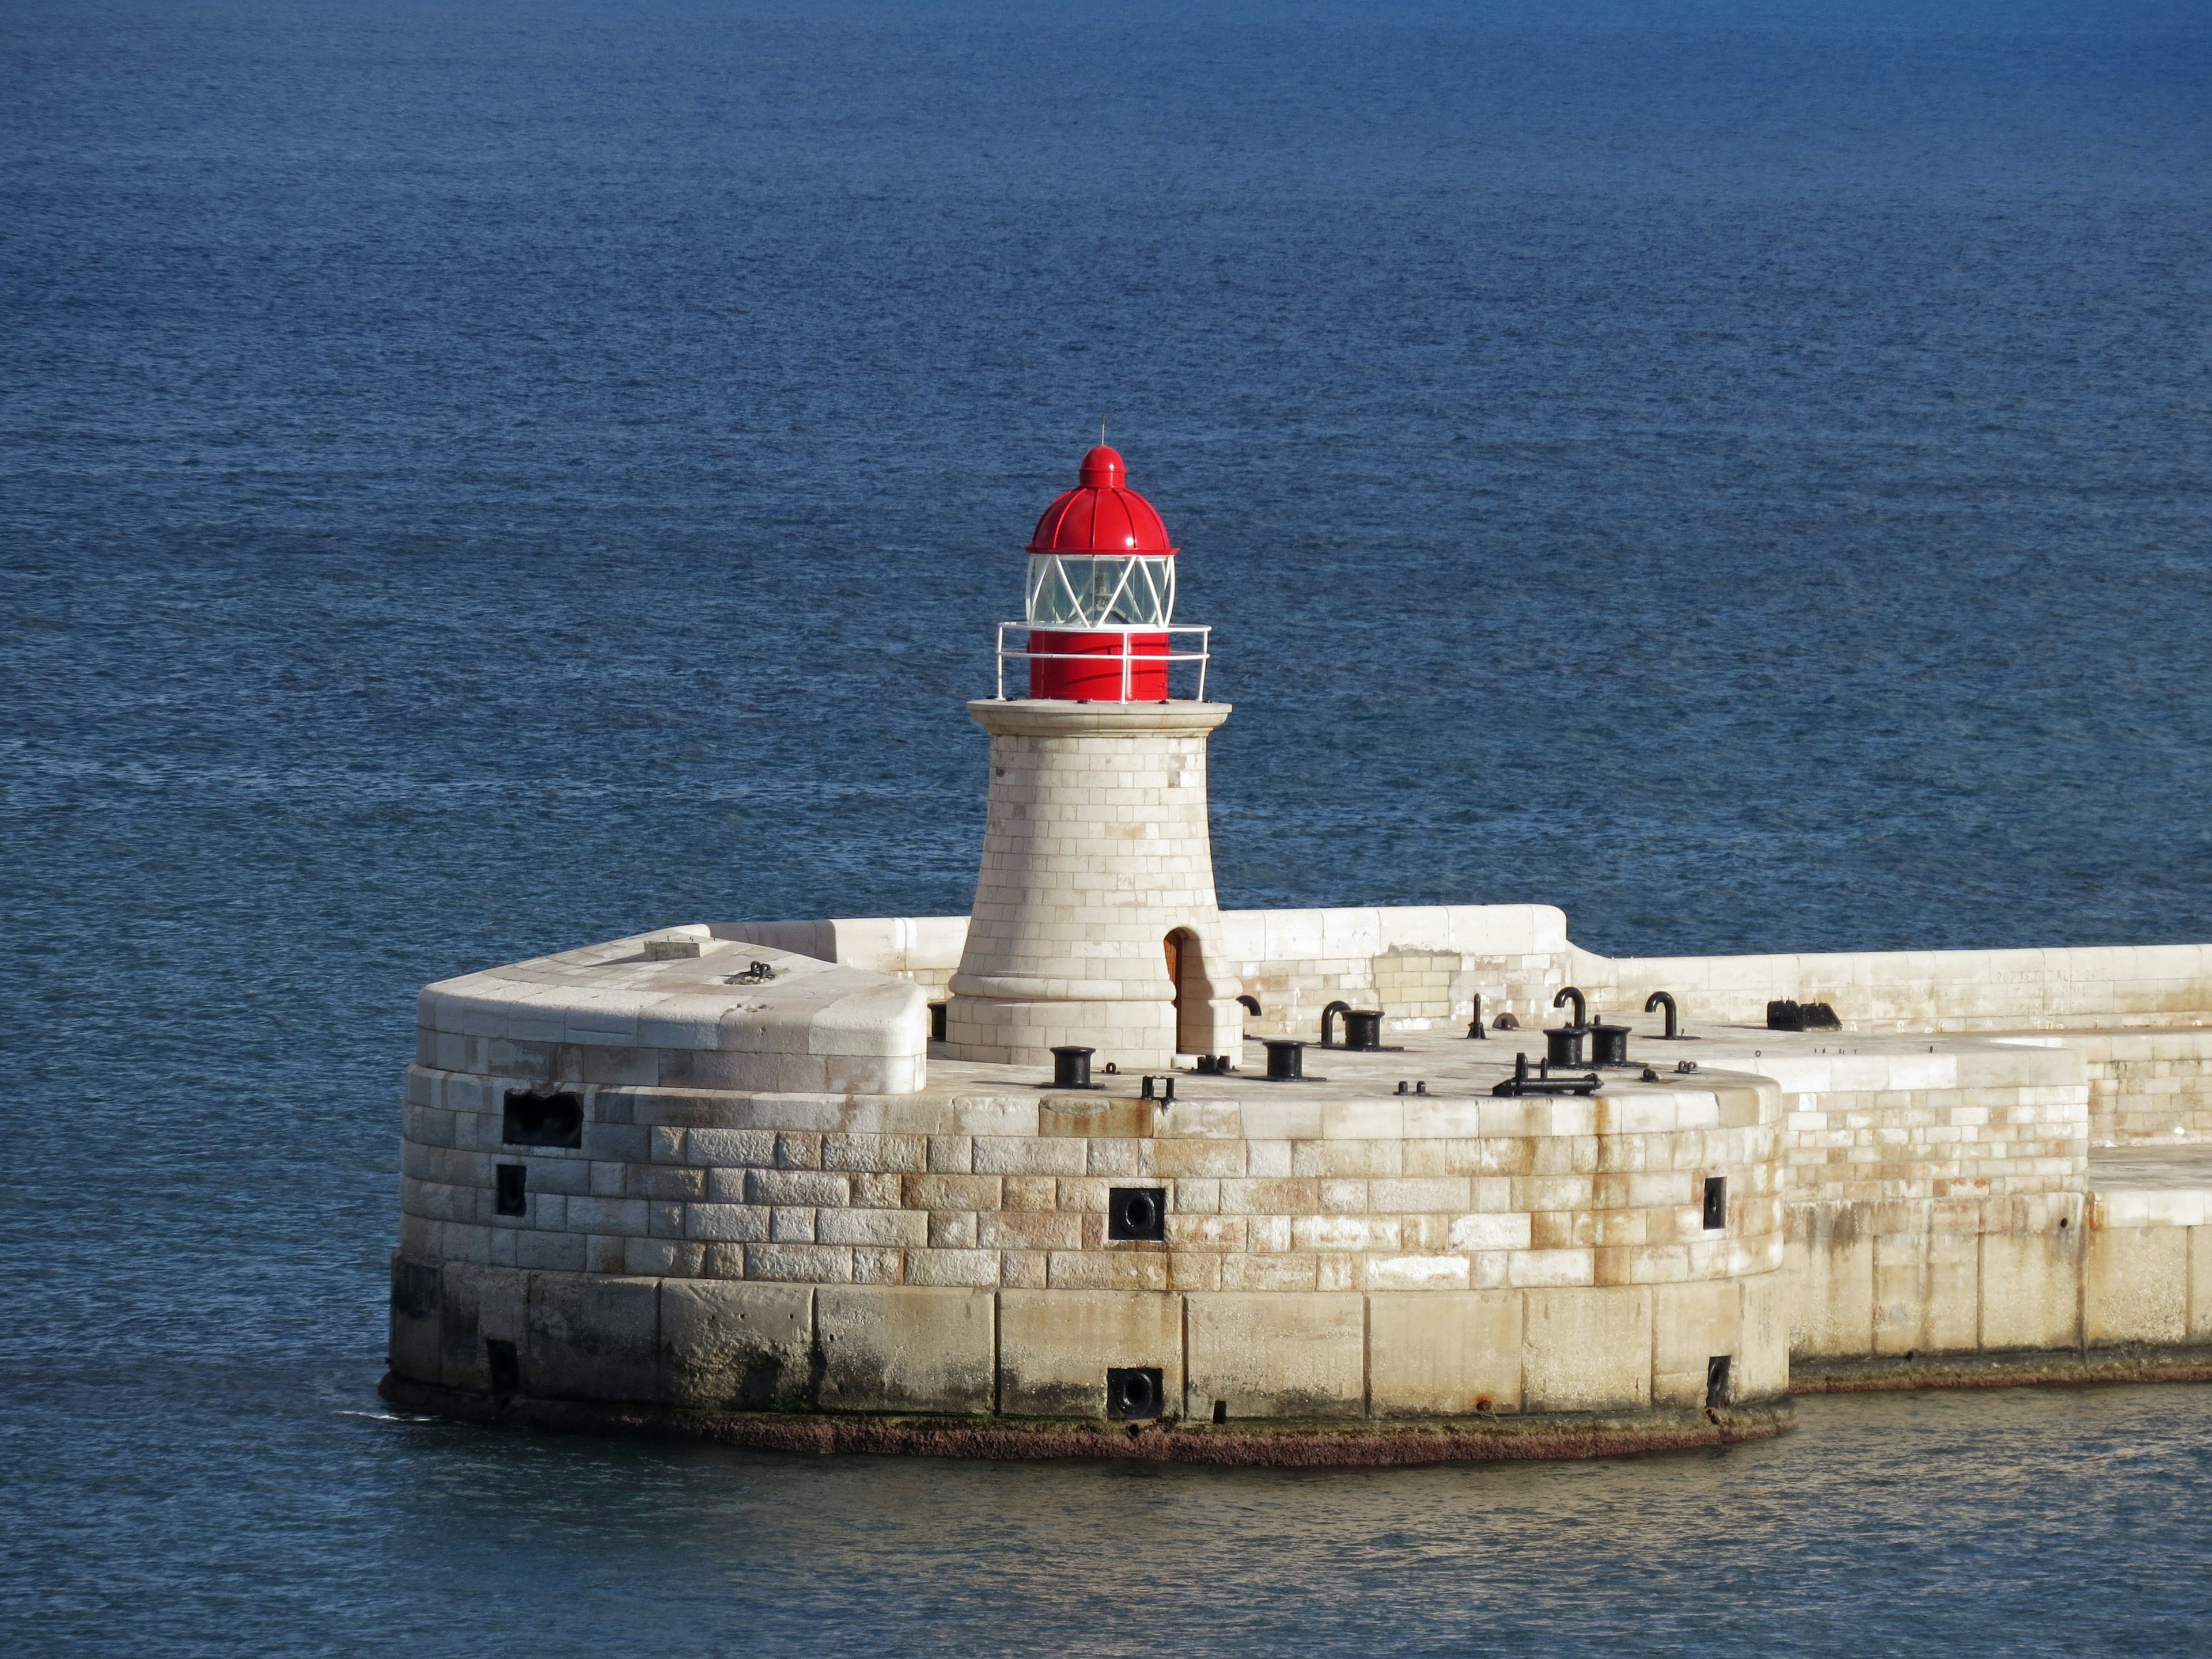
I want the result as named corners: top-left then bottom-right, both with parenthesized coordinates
top-left (1025, 555), bottom-right (1176, 628)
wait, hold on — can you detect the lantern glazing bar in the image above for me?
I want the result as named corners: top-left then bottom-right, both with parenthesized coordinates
top-left (1023, 555), bottom-right (1175, 627)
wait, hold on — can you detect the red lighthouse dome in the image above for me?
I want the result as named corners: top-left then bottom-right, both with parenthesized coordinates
top-left (1027, 446), bottom-right (1177, 555)
top-left (1021, 446), bottom-right (1179, 700)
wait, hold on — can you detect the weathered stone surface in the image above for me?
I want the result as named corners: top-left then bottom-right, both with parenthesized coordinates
top-left (1652, 1280), bottom-right (1742, 1408)
top-left (389, 1254), bottom-right (441, 1385)
top-left (1184, 1292), bottom-right (1363, 1419)
top-left (1366, 1291), bottom-right (1522, 1417)
top-left (660, 1281), bottom-right (812, 1410)
top-left (524, 1272), bottom-right (659, 1402)
top-left (816, 1286), bottom-right (995, 1414)
top-left (2086, 1226), bottom-right (2187, 1346)
top-left (1980, 1230), bottom-right (2080, 1351)
top-left (1523, 1286), bottom-right (1650, 1412)
top-left (998, 1289), bottom-right (1182, 1418)
top-left (1737, 1270), bottom-right (1791, 1402)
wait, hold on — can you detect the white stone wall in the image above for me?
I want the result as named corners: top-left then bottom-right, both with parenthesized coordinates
top-left (1215, 904), bottom-right (1571, 1037)
top-left (397, 906), bottom-right (2212, 1423)
top-left (762, 912), bottom-right (2212, 1047)
top-left (392, 1060), bottom-right (1790, 1420)
top-left (1765, 1040), bottom-right (2094, 1357)
top-left (1568, 941), bottom-right (2212, 1034)
top-left (398, 1065), bottom-right (1782, 1297)
top-left (392, 1268), bottom-right (1793, 1420)
top-left (757, 904), bottom-right (1571, 1044)
top-left (2070, 1029), bottom-right (2212, 1144)
top-left (418, 929), bottom-right (929, 1096)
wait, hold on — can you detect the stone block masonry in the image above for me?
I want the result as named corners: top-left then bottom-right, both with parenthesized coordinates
top-left (942, 700), bottom-right (1244, 1070)
top-left (393, 908), bottom-right (2212, 1457)
top-left (396, 1059), bottom-right (1785, 1301)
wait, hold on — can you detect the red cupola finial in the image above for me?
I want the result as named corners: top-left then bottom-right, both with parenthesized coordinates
top-left (1078, 445), bottom-right (1124, 488)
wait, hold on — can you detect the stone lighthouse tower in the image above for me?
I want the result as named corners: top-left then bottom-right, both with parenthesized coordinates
top-left (943, 446), bottom-right (1243, 1070)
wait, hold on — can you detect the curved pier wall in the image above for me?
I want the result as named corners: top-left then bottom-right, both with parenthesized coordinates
top-left (393, 1058), bottom-right (1786, 1421)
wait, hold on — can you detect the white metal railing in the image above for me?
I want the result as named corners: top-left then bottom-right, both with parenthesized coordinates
top-left (994, 622), bottom-right (1211, 703)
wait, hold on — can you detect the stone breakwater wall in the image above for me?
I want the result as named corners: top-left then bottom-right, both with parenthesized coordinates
top-left (746, 912), bottom-right (2212, 1144)
top-left (1567, 942), bottom-right (2212, 1036)
top-left (2069, 1030), bottom-right (2212, 1145)
top-left (1767, 1041), bottom-right (2092, 1357)
top-left (399, 1073), bottom-right (1784, 1296)
top-left (393, 912), bottom-right (2212, 1452)
top-left (395, 1061), bottom-right (1787, 1421)
top-left (1569, 944), bottom-right (2212, 1146)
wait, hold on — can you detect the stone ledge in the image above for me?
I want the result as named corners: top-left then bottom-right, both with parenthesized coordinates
top-left (1791, 1346), bottom-right (2212, 1392)
top-left (376, 1372), bottom-right (1793, 1465)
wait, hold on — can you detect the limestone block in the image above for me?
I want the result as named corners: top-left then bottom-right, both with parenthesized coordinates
top-left (1184, 1292), bottom-right (1364, 1419)
top-left (818, 1208), bottom-right (929, 1248)
top-left (816, 1286), bottom-right (995, 1414)
top-left (907, 1248), bottom-right (1002, 1286)
top-left (660, 1280), bottom-right (812, 1409)
top-left (998, 1289), bottom-right (1183, 1418)
top-left (1872, 1230), bottom-right (1930, 1355)
top-left (2193, 1228), bottom-right (2212, 1344)
top-left (1785, 1231), bottom-right (1874, 1357)
top-left (522, 1271), bottom-right (658, 1403)
top-left (1925, 1230), bottom-right (1980, 1353)
top-left (439, 1263), bottom-right (525, 1392)
top-left (389, 1255), bottom-right (442, 1385)
top-left (1979, 1229), bottom-right (2081, 1351)
top-left (1363, 1254), bottom-right (1471, 1290)
top-left (1737, 1271), bottom-right (1790, 1401)
top-left (1219, 1254), bottom-right (1320, 1291)
top-left (1367, 1291), bottom-right (1522, 1416)
top-left (745, 1243), bottom-right (854, 1282)
top-left (2085, 1226), bottom-right (2188, 1346)
top-left (1522, 1286), bottom-right (1652, 1412)
top-left (1652, 1280), bottom-right (1743, 1408)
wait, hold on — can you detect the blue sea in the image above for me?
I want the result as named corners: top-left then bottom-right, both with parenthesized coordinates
top-left (5, 2), bottom-right (2211, 1653)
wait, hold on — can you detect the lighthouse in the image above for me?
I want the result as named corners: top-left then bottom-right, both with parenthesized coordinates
top-left (942, 446), bottom-right (1244, 1070)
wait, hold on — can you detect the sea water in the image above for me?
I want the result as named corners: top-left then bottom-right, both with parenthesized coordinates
top-left (4, 2), bottom-right (2210, 1652)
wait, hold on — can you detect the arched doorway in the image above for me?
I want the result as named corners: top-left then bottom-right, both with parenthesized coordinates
top-left (1165, 928), bottom-right (1203, 1055)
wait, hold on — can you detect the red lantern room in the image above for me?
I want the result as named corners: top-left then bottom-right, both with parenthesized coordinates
top-left (1020, 445), bottom-right (1179, 700)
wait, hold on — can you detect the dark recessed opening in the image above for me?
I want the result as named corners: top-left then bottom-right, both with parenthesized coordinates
top-left (1106, 1367), bottom-right (1165, 1421)
top-left (502, 1088), bottom-right (584, 1149)
top-left (1702, 1176), bottom-right (1728, 1231)
top-left (486, 1338), bottom-right (520, 1398)
top-left (1107, 1186), bottom-right (1168, 1241)
top-left (495, 1163), bottom-right (528, 1217)
top-left (1706, 1355), bottom-right (1732, 1408)
top-left (930, 1003), bottom-right (948, 1041)
top-left (1212, 1399), bottom-right (1228, 1425)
